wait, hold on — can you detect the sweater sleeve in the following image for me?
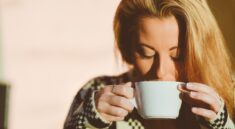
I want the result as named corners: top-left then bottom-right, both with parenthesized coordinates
top-left (64, 78), bottom-right (112, 129)
top-left (199, 100), bottom-right (235, 129)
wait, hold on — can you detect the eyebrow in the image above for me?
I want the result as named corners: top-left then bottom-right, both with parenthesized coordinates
top-left (139, 43), bottom-right (178, 51)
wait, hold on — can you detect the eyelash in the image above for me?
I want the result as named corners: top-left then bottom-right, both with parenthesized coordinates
top-left (139, 53), bottom-right (181, 62)
top-left (141, 55), bottom-right (154, 59)
top-left (136, 45), bottom-right (182, 61)
top-left (138, 53), bottom-right (155, 59)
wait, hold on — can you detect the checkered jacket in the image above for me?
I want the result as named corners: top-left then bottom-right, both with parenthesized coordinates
top-left (64, 72), bottom-right (235, 129)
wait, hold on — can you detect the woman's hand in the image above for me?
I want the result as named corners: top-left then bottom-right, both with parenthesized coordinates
top-left (95, 82), bottom-right (134, 122)
top-left (178, 82), bottom-right (222, 121)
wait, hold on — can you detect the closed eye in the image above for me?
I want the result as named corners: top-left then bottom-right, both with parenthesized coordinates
top-left (169, 45), bottom-right (183, 62)
top-left (135, 43), bottom-right (156, 59)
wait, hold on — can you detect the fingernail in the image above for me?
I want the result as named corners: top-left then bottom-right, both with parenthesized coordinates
top-left (177, 83), bottom-right (190, 94)
top-left (186, 83), bottom-right (193, 88)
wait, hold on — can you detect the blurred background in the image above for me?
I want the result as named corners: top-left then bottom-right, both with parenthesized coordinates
top-left (0, 0), bottom-right (234, 129)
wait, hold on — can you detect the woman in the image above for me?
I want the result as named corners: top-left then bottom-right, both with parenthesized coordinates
top-left (64, 0), bottom-right (235, 129)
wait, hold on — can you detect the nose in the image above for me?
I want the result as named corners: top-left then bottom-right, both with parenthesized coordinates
top-left (156, 56), bottom-right (168, 80)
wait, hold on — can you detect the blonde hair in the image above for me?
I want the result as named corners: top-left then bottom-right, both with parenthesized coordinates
top-left (113, 0), bottom-right (234, 119)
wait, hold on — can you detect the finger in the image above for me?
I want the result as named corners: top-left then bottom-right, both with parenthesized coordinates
top-left (96, 101), bottom-right (109, 114)
top-left (186, 83), bottom-right (219, 99)
top-left (112, 82), bottom-right (134, 98)
top-left (191, 107), bottom-right (217, 121)
top-left (108, 95), bottom-right (134, 112)
top-left (97, 88), bottom-right (134, 112)
top-left (95, 91), bottom-right (111, 105)
top-left (100, 113), bottom-right (124, 122)
top-left (177, 83), bottom-right (190, 94)
top-left (180, 93), bottom-right (211, 109)
top-left (189, 92), bottom-right (220, 112)
top-left (97, 101), bottom-right (128, 117)
top-left (106, 105), bottom-right (129, 117)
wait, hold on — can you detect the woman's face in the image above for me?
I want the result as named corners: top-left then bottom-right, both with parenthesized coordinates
top-left (134, 16), bottom-right (183, 81)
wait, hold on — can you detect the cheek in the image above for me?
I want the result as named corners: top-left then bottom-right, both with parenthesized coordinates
top-left (135, 58), bottom-right (153, 74)
top-left (173, 65), bottom-right (180, 79)
top-left (174, 62), bottom-right (185, 81)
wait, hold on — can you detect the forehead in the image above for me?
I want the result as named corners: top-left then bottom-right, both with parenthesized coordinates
top-left (138, 16), bottom-right (179, 50)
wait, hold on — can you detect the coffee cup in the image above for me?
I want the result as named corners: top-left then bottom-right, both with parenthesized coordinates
top-left (130, 81), bottom-right (184, 119)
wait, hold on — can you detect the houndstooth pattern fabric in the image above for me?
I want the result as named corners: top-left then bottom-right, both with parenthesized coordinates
top-left (199, 101), bottom-right (234, 129)
top-left (207, 105), bottom-right (229, 129)
top-left (83, 91), bottom-right (111, 128)
top-left (127, 118), bottom-right (145, 129)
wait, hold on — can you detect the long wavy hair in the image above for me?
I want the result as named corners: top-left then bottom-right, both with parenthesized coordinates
top-left (113, 0), bottom-right (234, 122)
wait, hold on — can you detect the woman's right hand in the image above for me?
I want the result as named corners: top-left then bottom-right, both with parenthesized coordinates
top-left (95, 82), bottom-right (134, 122)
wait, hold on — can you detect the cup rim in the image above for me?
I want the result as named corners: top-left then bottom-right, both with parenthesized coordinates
top-left (135, 81), bottom-right (185, 84)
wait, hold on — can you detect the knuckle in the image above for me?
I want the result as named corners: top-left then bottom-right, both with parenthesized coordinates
top-left (117, 109), bottom-right (128, 117)
top-left (113, 108), bottom-right (119, 115)
top-left (121, 87), bottom-right (130, 97)
top-left (117, 97), bottom-right (125, 105)
top-left (126, 87), bottom-right (134, 98)
top-left (120, 87), bottom-right (127, 94)
top-left (115, 108), bottom-right (122, 116)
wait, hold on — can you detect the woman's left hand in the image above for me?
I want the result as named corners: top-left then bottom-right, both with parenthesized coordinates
top-left (178, 82), bottom-right (222, 121)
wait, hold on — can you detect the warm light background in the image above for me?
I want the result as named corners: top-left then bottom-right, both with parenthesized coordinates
top-left (0, 0), bottom-right (234, 129)
top-left (1, 0), bottom-right (124, 129)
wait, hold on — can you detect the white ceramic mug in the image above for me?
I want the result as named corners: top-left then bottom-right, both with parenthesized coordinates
top-left (130, 81), bottom-right (185, 119)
